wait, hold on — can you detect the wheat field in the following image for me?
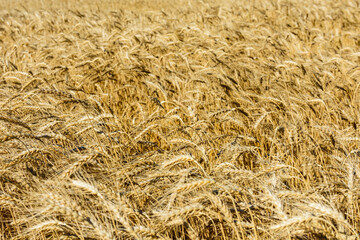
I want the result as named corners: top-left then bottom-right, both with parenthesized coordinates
top-left (0, 0), bottom-right (359, 239)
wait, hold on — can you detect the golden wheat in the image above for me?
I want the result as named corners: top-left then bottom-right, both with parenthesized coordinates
top-left (0, 0), bottom-right (359, 239)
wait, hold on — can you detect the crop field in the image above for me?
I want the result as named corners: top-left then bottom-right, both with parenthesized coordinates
top-left (0, 0), bottom-right (359, 239)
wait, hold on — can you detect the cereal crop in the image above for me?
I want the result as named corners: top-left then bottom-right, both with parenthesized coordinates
top-left (0, 0), bottom-right (359, 239)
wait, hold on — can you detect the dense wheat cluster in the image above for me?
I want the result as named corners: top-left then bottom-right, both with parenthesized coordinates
top-left (0, 0), bottom-right (359, 239)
